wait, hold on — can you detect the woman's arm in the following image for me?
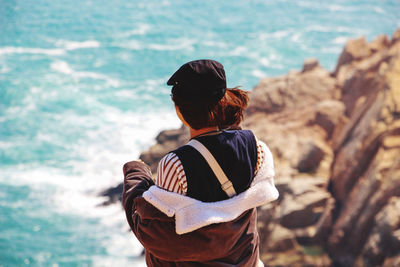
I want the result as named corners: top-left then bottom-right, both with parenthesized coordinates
top-left (122, 160), bottom-right (154, 230)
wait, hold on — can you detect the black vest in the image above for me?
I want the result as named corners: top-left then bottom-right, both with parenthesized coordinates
top-left (172, 130), bottom-right (257, 202)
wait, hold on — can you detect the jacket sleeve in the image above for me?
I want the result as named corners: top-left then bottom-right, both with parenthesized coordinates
top-left (122, 161), bottom-right (155, 231)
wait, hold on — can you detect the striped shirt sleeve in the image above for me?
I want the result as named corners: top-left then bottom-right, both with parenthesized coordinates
top-left (254, 139), bottom-right (266, 176)
top-left (156, 152), bottom-right (187, 195)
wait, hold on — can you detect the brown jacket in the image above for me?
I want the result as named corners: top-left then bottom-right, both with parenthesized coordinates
top-left (122, 161), bottom-right (262, 267)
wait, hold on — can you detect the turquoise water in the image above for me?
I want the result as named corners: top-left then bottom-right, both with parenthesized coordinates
top-left (0, 0), bottom-right (399, 266)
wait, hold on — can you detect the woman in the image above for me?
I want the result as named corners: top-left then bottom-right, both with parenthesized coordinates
top-left (122, 59), bottom-right (278, 266)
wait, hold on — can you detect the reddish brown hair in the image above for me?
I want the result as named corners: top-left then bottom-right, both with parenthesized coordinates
top-left (172, 87), bottom-right (249, 130)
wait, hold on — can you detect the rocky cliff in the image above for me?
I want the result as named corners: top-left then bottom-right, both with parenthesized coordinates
top-left (103, 28), bottom-right (400, 266)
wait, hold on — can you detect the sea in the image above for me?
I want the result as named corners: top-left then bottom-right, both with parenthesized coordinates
top-left (0, 0), bottom-right (399, 266)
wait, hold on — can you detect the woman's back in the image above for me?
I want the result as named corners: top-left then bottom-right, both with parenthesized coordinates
top-left (172, 129), bottom-right (257, 202)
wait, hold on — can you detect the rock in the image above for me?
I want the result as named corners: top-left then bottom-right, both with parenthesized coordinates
top-left (155, 126), bottom-right (188, 144)
top-left (279, 190), bottom-right (329, 229)
top-left (361, 197), bottom-right (400, 266)
top-left (276, 176), bottom-right (327, 196)
top-left (314, 197), bottom-right (336, 243)
top-left (392, 27), bottom-right (400, 44)
top-left (99, 183), bottom-right (123, 206)
top-left (334, 36), bottom-right (371, 74)
top-left (260, 251), bottom-right (303, 266)
top-left (296, 141), bottom-right (325, 173)
top-left (369, 34), bottom-right (390, 53)
top-left (294, 226), bottom-right (317, 245)
top-left (302, 58), bottom-right (319, 72)
top-left (247, 66), bottom-right (335, 114)
top-left (324, 45), bottom-right (400, 265)
top-left (314, 100), bottom-right (346, 138)
top-left (337, 51), bottom-right (391, 116)
top-left (265, 224), bottom-right (298, 252)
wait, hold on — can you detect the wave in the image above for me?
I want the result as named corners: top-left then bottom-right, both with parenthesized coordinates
top-left (252, 69), bottom-right (267, 78)
top-left (55, 40), bottom-right (101, 50)
top-left (1, 108), bottom-right (180, 194)
top-left (50, 61), bottom-right (120, 87)
top-left (0, 47), bottom-right (65, 56)
top-left (373, 7), bottom-right (384, 14)
top-left (148, 42), bottom-right (195, 51)
top-left (258, 30), bottom-right (292, 40)
top-left (327, 4), bottom-right (358, 12)
top-left (202, 40), bottom-right (228, 48)
top-left (0, 40), bottom-right (100, 57)
top-left (305, 25), bottom-right (367, 35)
top-left (0, 64), bottom-right (10, 73)
top-left (113, 38), bottom-right (195, 51)
top-left (297, 1), bottom-right (357, 12)
top-left (227, 46), bottom-right (248, 56)
top-left (332, 36), bottom-right (348, 45)
top-left (117, 24), bottom-right (152, 37)
top-left (1, 108), bottom-right (180, 265)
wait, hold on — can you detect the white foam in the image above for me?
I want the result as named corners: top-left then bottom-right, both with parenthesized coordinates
top-left (332, 36), bottom-right (348, 44)
top-left (373, 7), bottom-right (384, 14)
top-left (0, 64), bottom-right (10, 73)
top-left (203, 40), bottom-right (228, 48)
top-left (291, 33), bottom-right (301, 42)
top-left (0, 46), bottom-right (65, 56)
top-left (115, 90), bottom-right (138, 99)
top-left (228, 46), bottom-right (248, 56)
top-left (55, 40), bottom-right (101, 50)
top-left (258, 30), bottom-right (291, 40)
top-left (50, 61), bottom-right (120, 87)
top-left (252, 69), bottom-right (267, 78)
top-left (0, 40), bottom-right (100, 58)
top-left (305, 25), bottom-right (332, 33)
top-left (1, 108), bottom-right (180, 200)
top-left (305, 25), bottom-right (366, 36)
top-left (148, 38), bottom-right (195, 51)
top-left (297, 1), bottom-right (357, 12)
top-left (114, 38), bottom-right (195, 51)
top-left (113, 40), bottom-right (143, 50)
top-left (259, 57), bottom-right (271, 67)
top-left (327, 4), bottom-right (357, 12)
top-left (118, 24), bottom-right (151, 37)
top-left (51, 61), bottom-right (74, 74)
top-left (1, 107), bottom-right (181, 263)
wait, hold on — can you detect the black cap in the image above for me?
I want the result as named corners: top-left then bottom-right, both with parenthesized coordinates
top-left (167, 59), bottom-right (227, 102)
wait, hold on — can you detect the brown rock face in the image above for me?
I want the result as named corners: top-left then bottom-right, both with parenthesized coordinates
top-left (104, 27), bottom-right (400, 266)
top-left (320, 29), bottom-right (400, 266)
top-left (247, 63), bottom-right (336, 115)
top-left (360, 197), bottom-right (400, 266)
top-left (334, 36), bottom-right (372, 74)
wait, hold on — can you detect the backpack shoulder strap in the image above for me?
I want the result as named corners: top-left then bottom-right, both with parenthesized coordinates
top-left (187, 139), bottom-right (236, 197)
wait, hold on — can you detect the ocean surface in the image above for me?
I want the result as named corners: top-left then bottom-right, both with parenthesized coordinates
top-left (0, 0), bottom-right (399, 266)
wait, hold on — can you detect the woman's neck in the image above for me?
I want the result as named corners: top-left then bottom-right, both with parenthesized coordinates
top-left (190, 126), bottom-right (219, 139)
